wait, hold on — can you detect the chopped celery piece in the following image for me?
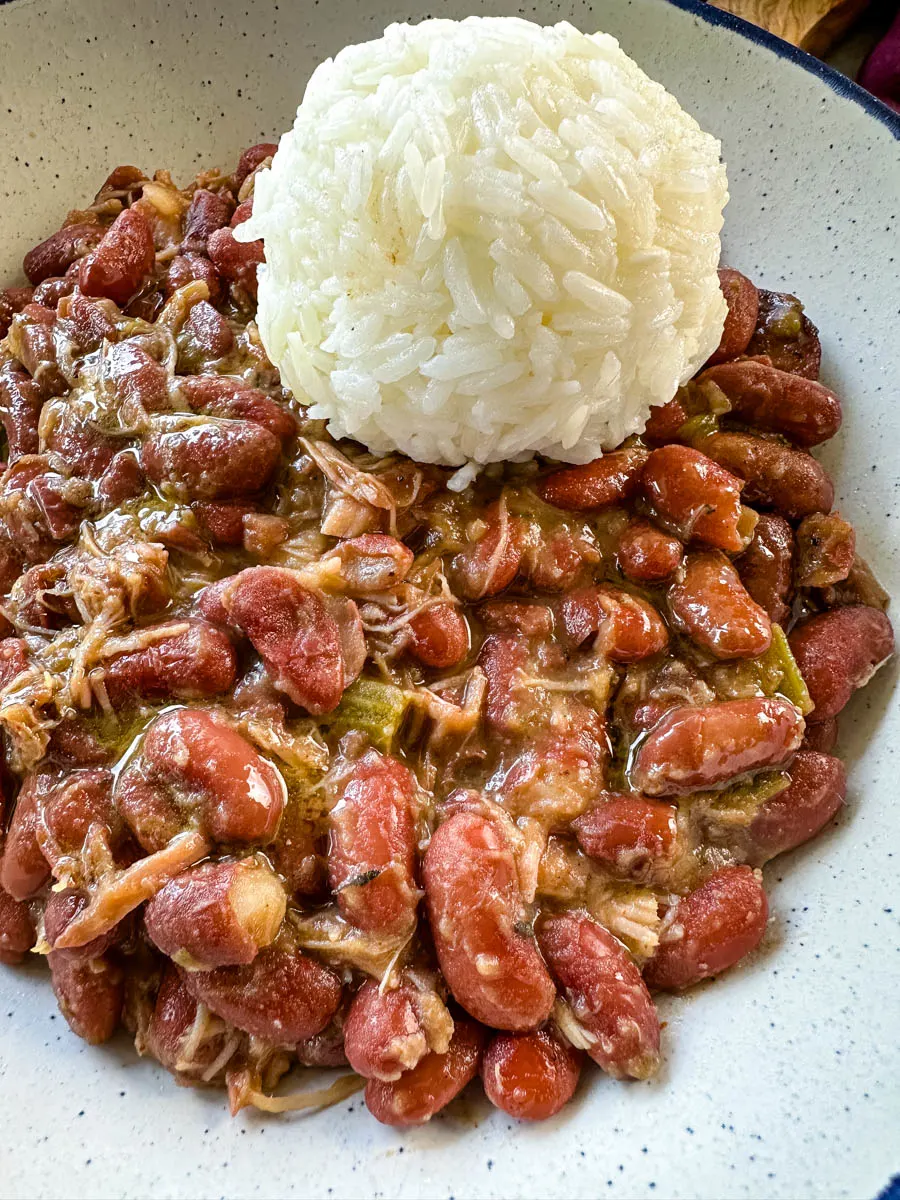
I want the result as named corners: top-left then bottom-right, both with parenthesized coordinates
top-left (327, 678), bottom-right (411, 750)
top-left (755, 623), bottom-right (814, 715)
top-left (677, 412), bottom-right (719, 444)
top-left (692, 769), bottom-right (791, 827)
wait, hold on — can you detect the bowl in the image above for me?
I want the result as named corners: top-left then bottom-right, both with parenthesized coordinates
top-left (0, 2), bottom-right (898, 1198)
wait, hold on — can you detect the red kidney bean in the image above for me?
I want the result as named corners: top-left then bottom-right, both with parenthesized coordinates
top-left (178, 375), bottom-right (296, 439)
top-left (331, 534), bottom-right (414, 593)
top-left (642, 444), bottom-right (748, 553)
top-left (78, 207), bottom-right (156, 305)
top-left (137, 707), bottom-right (285, 845)
top-left (744, 751), bottom-right (846, 864)
top-left (7, 303), bottom-right (66, 398)
top-left (452, 502), bottom-right (525, 600)
top-left (182, 188), bottom-right (235, 253)
top-left (49, 951), bottom-right (124, 1044)
top-left (180, 300), bottom-right (235, 361)
top-left (46, 720), bottom-right (111, 768)
top-left (344, 977), bottom-right (451, 1081)
top-left (44, 408), bottom-right (121, 480)
top-left (644, 865), bottom-right (768, 990)
top-left (183, 942), bottom-right (342, 1042)
top-left (424, 811), bottom-right (556, 1031)
top-left (329, 748), bottom-right (419, 936)
top-left (98, 451), bottom-right (146, 507)
top-left (26, 472), bottom-right (85, 540)
top-left (520, 523), bottom-right (597, 592)
top-left (207, 226), bottom-right (264, 297)
top-left (165, 252), bottom-right (223, 304)
top-left (707, 267), bottom-right (759, 365)
top-left (669, 551), bottom-right (772, 659)
top-left (192, 502), bottom-right (249, 547)
top-left (0, 287), bottom-right (34, 338)
top-left (736, 513), bottom-right (794, 626)
top-left (223, 567), bottom-right (350, 714)
top-left (106, 340), bottom-right (170, 414)
top-left (113, 768), bottom-right (183, 854)
top-left (643, 396), bottom-right (688, 445)
top-left (538, 447), bottom-right (648, 511)
top-left (242, 512), bottom-right (289, 556)
top-left (560, 585), bottom-right (669, 662)
top-left (702, 432), bottom-right (834, 520)
top-left (94, 164), bottom-right (146, 202)
top-left (481, 1027), bottom-right (581, 1121)
top-left (364, 1018), bottom-right (484, 1127)
top-left (617, 518), bottom-right (683, 583)
top-left (0, 774), bottom-right (56, 901)
top-left (32, 273), bottom-right (77, 308)
top-left (479, 601), bottom-right (554, 637)
top-left (230, 199), bottom-right (253, 228)
top-left (747, 289), bottom-right (821, 379)
top-left (789, 606), bottom-right (894, 722)
top-left (630, 697), bottom-right (805, 797)
top-left (296, 1018), bottom-right (349, 1068)
top-left (0, 363), bottom-right (43, 459)
top-left (0, 637), bottom-right (31, 687)
top-left (0, 885), bottom-right (36, 964)
top-left (572, 792), bottom-right (678, 880)
top-left (407, 603), bottom-right (470, 668)
top-left (500, 722), bottom-right (607, 827)
top-left (700, 359), bottom-right (841, 448)
top-left (147, 965), bottom-right (232, 1080)
top-left (268, 801), bottom-right (325, 899)
top-left (145, 857), bottom-right (286, 969)
top-left (23, 222), bottom-right (104, 285)
top-left (801, 717), bottom-right (838, 753)
top-left (794, 512), bottom-right (856, 589)
top-left (479, 633), bottom-right (530, 736)
top-left (43, 889), bottom-right (120, 962)
top-left (101, 619), bottom-right (237, 704)
top-left (40, 768), bottom-right (123, 872)
top-left (538, 912), bottom-right (660, 1080)
top-left (234, 143), bottom-right (278, 190)
top-left (58, 292), bottom-right (118, 352)
top-left (140, 420), bottom-right (281, 501)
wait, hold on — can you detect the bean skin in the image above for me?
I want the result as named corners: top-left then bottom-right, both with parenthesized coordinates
top-left (23, 222), bottom-right (104, 285)
top-left (617, 518), bottom-right (683, 583)
top-left (538, 447), bottom-right (648, 511)
top-left (424, 811), bottom-right (556, 1031)
top-left (572, 792), bottom-right (678, 881)
top-left (630, 698), bottom-right (805, 797)
top-left (482, 1028), bottom-right (582, 1121)
top-left (233, 143), bottom-right (278, 190)
top-left (700, 359), bottom-right (841, 448)
top-left (644, 866), bottom-right (769, 990)
top-left (78, 207), bottom-right (156, 306)
top-left (451, 502), bottom-right (524, 600)
top-left (744, 751), bottom-right (846, 864)
top-left (707, 267), bottom-right (759, 365)
top-left (101, 620), bottom-right (237, 705)
top-left (364, 1018), bottom-right (484, 1127)
top-left (538, 912), bottom-right (660, 1080)
top-left (736, 513), bottom-right (794, 626)
top-left (560, 585), bottom-right (668, 662)
top-left (0, 885), bottom-right (36, 965)
top-left (788, 606), bottom-right (894, 722)
top-left (669, 551), bottom-right (772, 659)
top-left (140, 420), bottom-right (281, 501)
top-left (702, 432), bottom-right (834, 520)
top-left (343, 976), bottom-right (451, 1081)
top-left (407, 604), bottom-right (470, 668)
top-left (49, 952), bottom-right (124, 1044)
top-left (642, 444), bottom-right (748, 553)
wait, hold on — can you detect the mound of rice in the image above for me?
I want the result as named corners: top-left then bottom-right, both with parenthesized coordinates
top-left (240, 17), bottom-right (728, 482)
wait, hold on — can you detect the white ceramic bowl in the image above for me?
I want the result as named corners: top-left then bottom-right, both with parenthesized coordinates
top-left (0, 3), bottom-right (898, 1198)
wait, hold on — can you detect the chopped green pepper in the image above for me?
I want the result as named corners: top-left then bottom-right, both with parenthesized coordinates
top-left (677, 412), bottom-right (719, 444)
top-left (326, 677), bottom-right (411, 750)
top-left (754, 623), bottom-right (814, 715)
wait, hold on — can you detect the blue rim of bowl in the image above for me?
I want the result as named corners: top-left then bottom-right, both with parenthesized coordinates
top-left (663, 0), bottom-right (900, 138)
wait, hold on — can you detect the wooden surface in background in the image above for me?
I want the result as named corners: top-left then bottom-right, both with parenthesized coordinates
top-left (707, 0), bottom-right (871, 56)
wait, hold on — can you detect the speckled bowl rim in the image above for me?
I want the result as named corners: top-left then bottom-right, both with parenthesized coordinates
top-left (665, 0), bottom-right (899, 137)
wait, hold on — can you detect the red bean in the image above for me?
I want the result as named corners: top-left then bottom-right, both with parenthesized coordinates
top-left (617, 518), bottom-right (683, 583)
top-left (520, 524), bottom-right (597, 591)
top-left (101, 619), bottom-right (237, 705)
top-left (702, 432), bottom-right (834, 520)
top-left (182, 188), bottom-right (235, 253)
top-left (744, 751), bottom-right (846, 864)
top-left (707, 267), bottom-right (759, 365)
top-left (178, 375), bottom-right (297, 439)
top-left (789, 606), bottom-right (894, 722)
top-left (559, 585), bottom-right (669, 662)
top-left (794, 512), bottom-right (856, 589)
top-left (424, 811), bottom-right (556, 1031)
top-left (630, 697), bottom-right (805, 797)
top-left (801, 717), bottom-right (838, 754)
top-left (24, 222), bottom-right (104, 285)
top-left (669, 551), bottom-right (772, 659)
top-left (233, 143), bottom-right (278, 190)
top-left (331, 534), bottom-right (414, 593)
top-left (452, 502), bottom-right (524, 600)
top-left (0, 885), bottom-right (36, 965)
top-left (328, 748), bottom-right (419, 936)
top-left (223, 567), bottom-right (351, 714)
top-left (49, 951), bottom-right (124, 1044)
top-left (97, 451), bottom-right (146, 507)
top-left (0, 774), bottom-right (55, 901)
top-left (180, 299), bottom-right (235, 361)
top-left (7, 303), bottom-right (66, 398)
top-left (643, 396), bottom-right (688, 445)
top-left (736, 513), bottom-right (794, 626)
top-left (538, 447), bottom-right (648, 511)
top-left (0, 287), bottom-right (34, 338)
top-left (106, 340), bottom-right (170, 414)
top-left (482, 1027), bottom-right (582, 1120)
top-left (78, 207), bottom-right (156, 305)
top-left (479, 633), bottom-right (531, 736)
top-left (147, 965), bottom-right (232, 1080)
top-left (344, 976), bottom-right (451, 1081)
top-left (642, 444), bottom-right (748, 553)
top-left (43, 889), bottom-right (120, 961)
top-left (59, 292), bottom-right (118, 352)
top-left (165, 252), bottom-right (223, 304)
top-left (747, 289), bottom-right (821, 379)
top-left (407, 603), bottom-right (470, 668)
top-left (479, 601), bottom-right (554, 637)
top-left (700, 359), bottom-right (841, 447)
top-left (192, 502), bottom-right (249, 547)
top-left (364, 1018), bottom-right (484, 1127)
top-left (182, 943), bottom-right (342, 1042)
top-left (40, 768), bottom-right (124, 872)
top-left (644, 865), bottom-right (768, 990)
top-left (538, 912), bottom-right (660, 1080)
top-left (207, 226), bottom-right (264, 297)
top-left (140, 420), bottom-right (281, 501)
top-left (573, 792), bottom-right (678, 880)
top-left (0, 363), bottom-right (43, 459)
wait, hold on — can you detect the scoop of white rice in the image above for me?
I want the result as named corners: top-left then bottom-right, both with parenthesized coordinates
top-left (240, 17), bottom-right (728, 481)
